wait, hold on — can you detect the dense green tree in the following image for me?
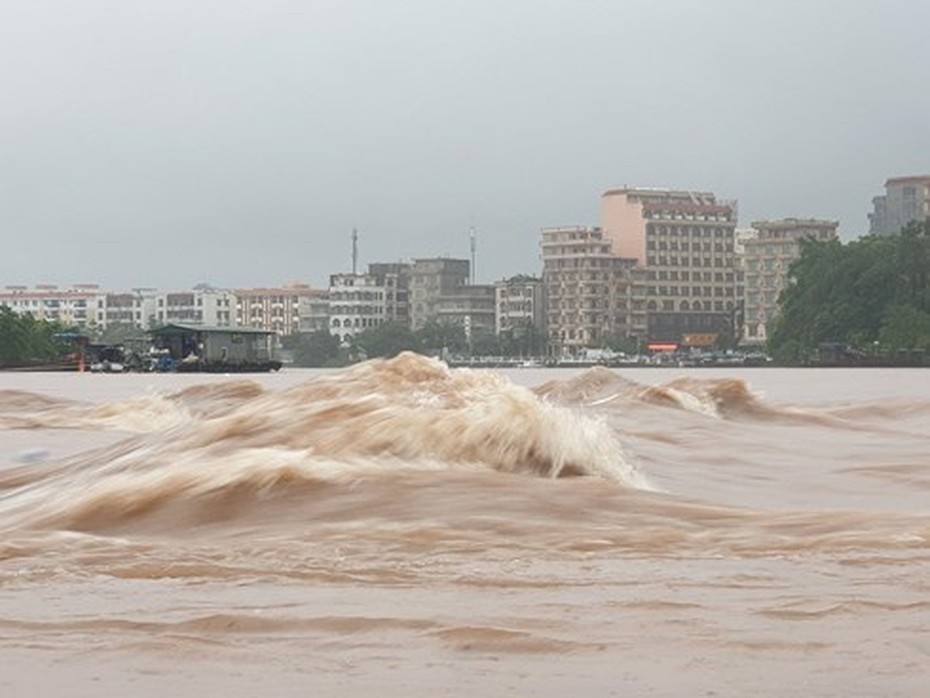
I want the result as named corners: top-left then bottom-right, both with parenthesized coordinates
top-left (879, 304), bottom-right (930, 352)
top-left (417, 321), bottom-right (467, 355)
top-left (95, 322), bottom-right (148, 346)
top-left (0, 307), bottom-right (73, 367)
top-left (498, 322), bottom-right (547, 357)
top-left (604, 331), bottom-right (643, 356)
top-left (351, 322), bottom-right (421, 358)
top-left (281, 330), bottom-right (344, 367)
top-left (468, 328), bottom-right (501, 356)
top-left (768, 220), bottom-right (930, 363)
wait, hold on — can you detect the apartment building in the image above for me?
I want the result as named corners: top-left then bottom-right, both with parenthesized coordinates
top-left (742, 218), bottom-right (839, 345)
top-left (869, 175), bottom-right (930, 236)
top-left (0, 284), bottom-right (105, 328)
top-left (540, 226), bottom-right (646, 357)
top-left (151, 288), bottom-right (235, 328)
top-left (601, 188), bottom-right (742, 346)
top-left (235, 284), bottom-right (322, 336)
top-left (0, 284), bottom-right (244, 331)
top-left (434, 283), bottom-right (496, 336)
top-left (494, 275), bottom-right (546, 336)
top-left (324, 262), bottom-right (414, 342)
top-left (409, 258), bottom-right (470, 329)
top-left (367, 262), bottom-right (411, 326)
top-left (297, 292), bottom-right (331, 334)
top-left (104, 289), bottom-right (158, 328)
top-left (328, 272), bottom-right (389, 342)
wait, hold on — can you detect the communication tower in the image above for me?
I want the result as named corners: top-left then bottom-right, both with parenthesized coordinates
top-left (469, 225), bottom-right (476, 284)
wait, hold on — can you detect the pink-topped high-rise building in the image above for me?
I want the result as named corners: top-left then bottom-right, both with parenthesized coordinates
top-left (601, 188), bottom-right (743, 346)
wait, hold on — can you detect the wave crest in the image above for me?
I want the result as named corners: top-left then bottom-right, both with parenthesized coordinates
top-left (0, 354), bottom-right (649, 531)
top-left (170, 353), bottom-right (643, 483)
top-left (536, 367), bottom-right (778, 419)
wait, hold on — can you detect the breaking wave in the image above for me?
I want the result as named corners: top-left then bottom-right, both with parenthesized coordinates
top-left (534, 366), bottom-right (775, 418)
top-left (532, 366), bottom-right (930, 427)
top-left (0, 354), bottom-right (649, 532)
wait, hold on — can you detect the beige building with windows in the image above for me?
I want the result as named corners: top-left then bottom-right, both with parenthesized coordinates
top-left (741, 218), bottom-right (838, 345)
top-left (235, 284), bottom-right (323, 336)
top-left (601, 188), bottom-right (742, 346)
top-left (540, 226), bottom-right (646, 356)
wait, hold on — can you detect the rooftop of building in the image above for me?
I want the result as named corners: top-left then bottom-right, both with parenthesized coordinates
top-left (496, 273), bottom-right (542, 283)
top-left (148, 323), bottom-right (275, 336)
top-left (411, 256), bottom-right (469, 264)
top-left (885, 175), bottom-right (930, 187)
top-left (751, 218), bottom-right (839, 229)
top-left (602, 187), bottom-right (718, 204)
top-left (234, 285), bottom-right (326, 297)
top-left (0, 286), bottom-right (102, 298)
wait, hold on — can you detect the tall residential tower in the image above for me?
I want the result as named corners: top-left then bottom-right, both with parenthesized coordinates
top-left (869, 176), bottom-right (930, 236)
top-left (601, 188), bottom-right (742, 346)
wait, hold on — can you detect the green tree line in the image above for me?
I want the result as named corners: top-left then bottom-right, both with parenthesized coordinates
top-left (768, 219), bottom-right (930, 364)
top-left (0, 307), bottom-right (74, 368)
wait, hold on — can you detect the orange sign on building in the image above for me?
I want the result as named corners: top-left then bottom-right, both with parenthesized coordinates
top-left (682, 333), bottom-right (718, 348)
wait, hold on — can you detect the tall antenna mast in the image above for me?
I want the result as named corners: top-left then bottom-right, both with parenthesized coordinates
top-left (351, 228), bottom-right (358, 275)
top-left (469, 225), bottom-right (476, 284)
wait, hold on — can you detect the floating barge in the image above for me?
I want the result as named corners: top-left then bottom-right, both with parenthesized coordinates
top-left (147, 324), bottom-right (282, 373)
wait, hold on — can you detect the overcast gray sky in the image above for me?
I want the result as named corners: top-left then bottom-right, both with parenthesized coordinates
top-left (2, 0), bottom-right (928, 290)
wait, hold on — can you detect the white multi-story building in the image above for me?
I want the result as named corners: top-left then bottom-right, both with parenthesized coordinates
top-left (0, 284), bottom-right (106, 328)
top-left (297, 291), bottom-right (331, 333)
top-left (151, 287), bottom-right (235, 328)
top-left (0, 284), bottom-right (241, 331)
top-left (328, 273), bottom-right (390, 342)
top-left (494, 275), bottom-right (546, 336)
top-left (101, 289), bottom-right (158, 328)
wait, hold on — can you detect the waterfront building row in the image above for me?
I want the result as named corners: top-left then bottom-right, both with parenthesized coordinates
top-left (0, 284), bottom-right (315, 335)
top-left (541, 189), bottom-right (843, 355)
top-left (0, 260), bottom-right (544, 346)
top-left (12, 172), bottom-right (911, 351)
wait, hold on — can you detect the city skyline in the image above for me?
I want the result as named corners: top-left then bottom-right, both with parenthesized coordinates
top-left (2, 1), bottom-right (929, 289)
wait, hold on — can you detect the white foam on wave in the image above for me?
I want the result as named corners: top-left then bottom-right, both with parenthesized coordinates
top-left (0, 354), bottom-right (652, 530)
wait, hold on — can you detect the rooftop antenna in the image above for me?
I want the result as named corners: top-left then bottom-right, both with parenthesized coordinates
top-left (469, 224), bottom-right (476, 284)
top-left (351, 228), bottom-right (358, 275)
